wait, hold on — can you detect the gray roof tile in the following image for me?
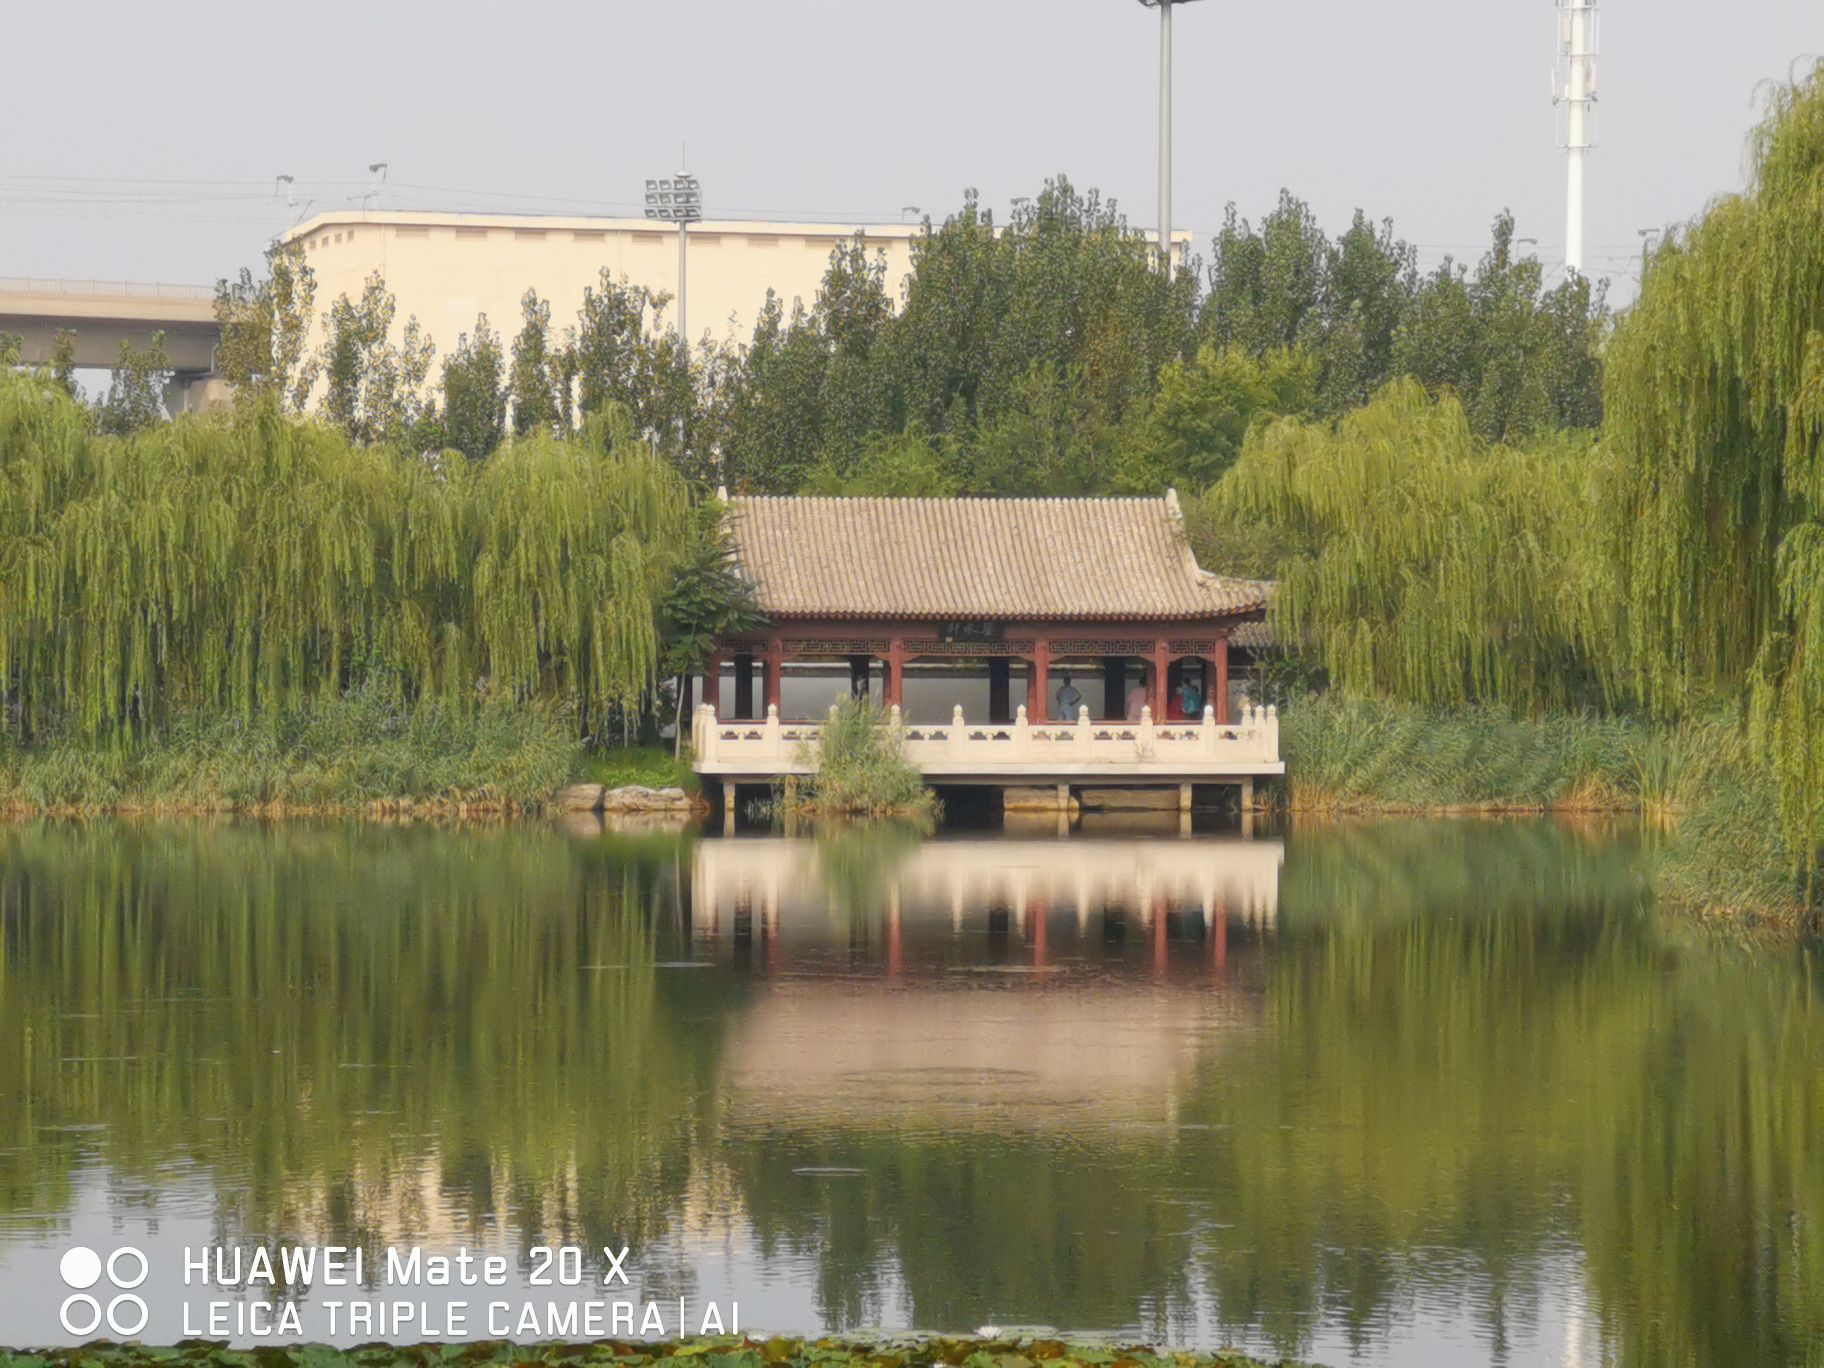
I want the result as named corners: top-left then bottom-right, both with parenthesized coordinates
top-left (726, 494), bottom-right (1270, 621)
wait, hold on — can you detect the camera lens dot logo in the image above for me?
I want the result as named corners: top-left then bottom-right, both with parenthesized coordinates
top-left (59, 1247), bottom-right (102, 1290)
top-left (107, 1247), bottom-right (149, 1289)
top-left (58, 1246), bottom-right (149, 1337)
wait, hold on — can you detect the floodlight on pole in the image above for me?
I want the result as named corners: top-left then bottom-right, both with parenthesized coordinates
top-left (645, 172), bottom-right (703, 345)
top-left (1135, 0), bottom-right (1206, 271)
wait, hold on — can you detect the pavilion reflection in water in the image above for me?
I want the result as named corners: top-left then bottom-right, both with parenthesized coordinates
top-left (691, 834), bottom-right (1281, 947)
top-left (690, 835), bottom-right (1284, 1130)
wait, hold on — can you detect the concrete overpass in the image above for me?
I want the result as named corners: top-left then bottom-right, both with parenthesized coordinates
top-left (0, 277), bottom-right (228, 412)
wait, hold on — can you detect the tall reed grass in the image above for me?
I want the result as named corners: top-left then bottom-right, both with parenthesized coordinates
top-left (0, 686), bottom-right (579, 813)
top-left (1281, 694), bottom-right (1811, 927)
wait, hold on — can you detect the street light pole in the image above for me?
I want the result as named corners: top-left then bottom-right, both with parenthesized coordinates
top-left (1137, 0), bottom-right (1203, 271)
top-left (1158, 0), bottom-right (1172, 271)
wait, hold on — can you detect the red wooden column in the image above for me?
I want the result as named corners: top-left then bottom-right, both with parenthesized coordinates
top-left (1150, 640), bottom-right (1169, 718)
top-left (764, 636), bottom-right (783, 716)
top-left (1028, 638), bottom-right (1051, 719)
top-left (886, 638), bottom-right (906, 710)
top-left (1214, 635), bottom-right (1231, 723)
top-left (702, 651), bottom-right (722, 717)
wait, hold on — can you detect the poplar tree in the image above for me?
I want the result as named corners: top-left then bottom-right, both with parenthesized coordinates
top-left (509, 289), bottom-right (559, 437)
top-left (441, 314), bottom-right (506, 461)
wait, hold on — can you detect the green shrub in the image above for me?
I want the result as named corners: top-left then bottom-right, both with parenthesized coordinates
top-left (797, 699), bottom-right (935, 817)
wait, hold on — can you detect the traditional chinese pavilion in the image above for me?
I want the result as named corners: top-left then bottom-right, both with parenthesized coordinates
top-left (696, 489), bottom-right (1272, 729)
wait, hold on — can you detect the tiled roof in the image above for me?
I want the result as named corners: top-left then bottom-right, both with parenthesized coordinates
top-left (725, 493), bottom-right (1270, 621)
top-left (1229, 621), bottom-right (1277, 650)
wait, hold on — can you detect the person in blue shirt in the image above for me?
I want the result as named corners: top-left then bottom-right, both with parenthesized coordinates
top-left (1176, 672), bottom-right (1204, 719)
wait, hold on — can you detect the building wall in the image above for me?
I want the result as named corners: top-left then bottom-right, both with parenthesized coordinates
top-left (281, 211), bottom-right (924, 362)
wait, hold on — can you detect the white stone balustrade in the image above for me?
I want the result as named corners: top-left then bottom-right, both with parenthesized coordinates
top-left (690, 700), bottom-right (1283, 778)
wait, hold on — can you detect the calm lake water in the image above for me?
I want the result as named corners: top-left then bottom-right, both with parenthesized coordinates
top-left (0, 816), bottom-right (1819, 1366)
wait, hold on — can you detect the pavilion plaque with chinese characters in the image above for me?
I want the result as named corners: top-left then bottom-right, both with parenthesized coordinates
top-left (940, 621), bottom-right (1004, 645)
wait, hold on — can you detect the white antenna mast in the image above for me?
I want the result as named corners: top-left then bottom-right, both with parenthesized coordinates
top-left (1555, 0), bottom-right (1598, 275)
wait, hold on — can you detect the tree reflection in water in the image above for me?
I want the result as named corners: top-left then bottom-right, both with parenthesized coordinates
top-left (0, 818), bottom-right (1818, 1366)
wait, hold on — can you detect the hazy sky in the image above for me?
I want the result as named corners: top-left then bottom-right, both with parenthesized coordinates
top-left (2, 0), bottom-right (1816, 303)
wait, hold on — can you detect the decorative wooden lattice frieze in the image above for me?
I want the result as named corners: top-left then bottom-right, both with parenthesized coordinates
top-left (1047, 639), bottom-right (1157, 657)
top-left (779, 639), bottom-right (894, 658)
top-left (901, 639), bottom-right (1037, 658)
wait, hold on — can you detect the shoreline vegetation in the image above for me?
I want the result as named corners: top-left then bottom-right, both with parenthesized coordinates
top-left (1281, 696), bottom-right (1807, 930)
top-left (0, 1338), bottom-right (1304, 1368)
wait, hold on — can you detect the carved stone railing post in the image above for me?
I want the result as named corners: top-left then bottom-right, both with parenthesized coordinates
top-left (1265, 704), bottom-right (1280, 763)
top-left (764, 702), bottom-right (782, 763)
top-left (1201, 703), bottom-right (1218, 758)
top-left (1014, 703), bottom-right (1031, 759)
top-left (694, 703), bottom-right (718, 763)
top-left (1137, 704), bottom-right (1156, 757)
top-left (951, 704), bottom-right (968, 759)
top-left (1075, 703), bottom-right (1093, 754)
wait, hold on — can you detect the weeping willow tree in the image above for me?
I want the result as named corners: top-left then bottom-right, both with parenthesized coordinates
top-left (1605, 67), bottom-right (1824, 886)
top-left (1207, 379), bottom-right (1617, 712)
top-left (0, 369), bottom-right (694, 742)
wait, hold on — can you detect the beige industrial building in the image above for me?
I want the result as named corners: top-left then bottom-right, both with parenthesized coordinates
top-left (278, 209), bottom-right (1194, 366)
top-left (278, 210), bottom-right (925, 357)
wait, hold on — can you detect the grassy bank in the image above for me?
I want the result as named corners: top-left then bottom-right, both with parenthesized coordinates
top-left (0, 689), bottom-right (582, 815)
top-left (0, 1339), bottom-right (1303, 1368)
top-left (1280, 694), bottom-right (1811, 929)
top-left (580, 745), bottom-right (699, 793)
